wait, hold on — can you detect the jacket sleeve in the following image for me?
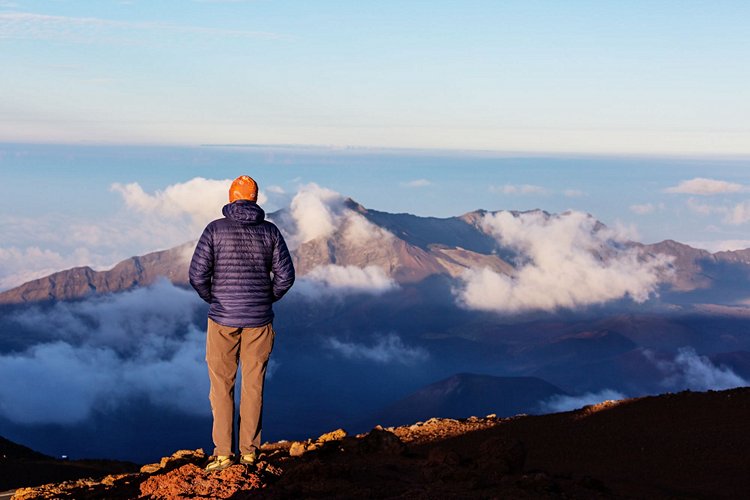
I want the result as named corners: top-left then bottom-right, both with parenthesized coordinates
top-left (189, 225), bottom-right (215, 303)
top-left (271, 226), bottom-right (295, 302)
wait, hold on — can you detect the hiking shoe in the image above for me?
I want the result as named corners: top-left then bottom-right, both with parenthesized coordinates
top-left (239, 452), bottom-right (256, 465)
top-left (205, 455), bottom-right (233, 472)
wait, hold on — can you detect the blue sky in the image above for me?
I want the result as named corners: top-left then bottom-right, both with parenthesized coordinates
top-left (1, 0), bottom-right (749, 154)
top-left (1, 2), bottom-right (749, 291)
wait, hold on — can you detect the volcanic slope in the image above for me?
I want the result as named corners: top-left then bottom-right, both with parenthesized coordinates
top-left (10, 387), bottom-right (750, 499)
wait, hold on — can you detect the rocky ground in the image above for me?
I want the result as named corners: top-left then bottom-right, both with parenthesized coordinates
top-left (9, 387), bottom-right (750, 499)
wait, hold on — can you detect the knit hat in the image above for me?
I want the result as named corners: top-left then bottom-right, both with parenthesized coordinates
top-left (229, 175), bottom-right (258, 202)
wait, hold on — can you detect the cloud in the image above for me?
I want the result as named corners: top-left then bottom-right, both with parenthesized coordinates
top-left (539, 389), bottom-right (626, 413)
top-left (0, 12), bottom-right (288, 44)
top-left (325, 334), bottom-right (429, 364)
top-left (0, 245), bottom-right (100, 291)
top-left (686, 197), bottom-right (723, 216)
top-left (564, 189), bottom-right (585, 198)
top-left (281, 182), bottom-right (394, 250)
top-left (686, 240), bottom-right (750, 252)
top-left (629, 203), bottom-right (655, 215)
top-left (647, 347), bottom-right (749, 391)
top-left (490, 184), bottom-right (547, 195)
top-left (455, 210), bottom-right (672, 313)
top-left (629, 202), bottom-right (664, 215)
top-left (664, 178), bottom-right (746, 195)
top-left (295, 265), bottom-right (397, 297)
top-left (0, 281), bottom-right (211, 424)
top-left (400, 179), bottom-right (432, 188)
top-left (111, 177), bottom-right (268, 231)
top-left (726, 201), bottom-right (750, 225)
top-left (286, 183), bottom-right (344, 245)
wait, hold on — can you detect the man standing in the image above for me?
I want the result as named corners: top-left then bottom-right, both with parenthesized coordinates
top-left (189, 175), bottom-right (295, 471)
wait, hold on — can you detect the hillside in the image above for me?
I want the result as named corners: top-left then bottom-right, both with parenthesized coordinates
top-left (8, 387), bottom-right (750, 499)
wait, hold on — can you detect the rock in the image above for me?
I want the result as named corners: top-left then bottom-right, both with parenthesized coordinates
top-left (316, 428), bottom-right (347, 443)
top-left (359, 428), bottom-right (406, 455)
top-left (140, 449), bottom-right (205, 474)
top-left (289, 441), bottom-right (308, 457)
top-left (139, 463), bottom-right (264, 499)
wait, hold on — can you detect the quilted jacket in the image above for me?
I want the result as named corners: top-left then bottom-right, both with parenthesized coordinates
top-left (189, 200), bottom-right (295, 327)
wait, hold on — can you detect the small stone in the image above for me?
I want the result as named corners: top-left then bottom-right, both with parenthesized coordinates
top-left (485, 413), bottom-right (497, 419)
top-left (289, 441), bottom-right (307, 457)
top-left (317, 428), bottom-right (347, 443)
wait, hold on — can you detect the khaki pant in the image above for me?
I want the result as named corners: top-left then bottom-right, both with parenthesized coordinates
top-left (205, 317), bottom-right (275, 456)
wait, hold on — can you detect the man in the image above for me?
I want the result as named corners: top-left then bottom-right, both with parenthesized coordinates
top-left (189, 175), bottom-right (295, 471)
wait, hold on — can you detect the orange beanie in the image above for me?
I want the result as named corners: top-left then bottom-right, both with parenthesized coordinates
top-left (229, 175), bottom-right (258, 202)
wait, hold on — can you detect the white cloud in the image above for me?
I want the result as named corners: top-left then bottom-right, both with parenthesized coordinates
top-left (686, 240), bottom-right (750, 252)
top-left (0, 245), bottom-right (101, 291)
top-left (647, 347), bottom-right (749, 391)
top-left (401, 179), bottom-right (432, 188)
top-left (664, 177), bottom-right (746, 195)
top-left (0, 12), bottom-right (287, 44)
top-left (539, 389), bottom-right (626, 413)
top-left (0, 281), bottom-right (210, 424)
top-left (111, 177), bottom-right (268, 231)
top-left (325, 334), bottom-right (428, 364)
top-left (286, 183), bottom-right (344, 245)
top-left (455, 211), bottom-right (672, 313)
top-left (630, 203), bottom-right (655, 215)
top-left (564, 189), bottom-right (585, 198)
top-left (295, 265), bottom-right (397, 297)
top-left (686, 197), bottom-right (723, 216)
top-left (726, 201), bottom-right (750, 225)
top-left (281, 182), bottom-right (395, 251)
top-left (490, 184), bottom-right (547, 195)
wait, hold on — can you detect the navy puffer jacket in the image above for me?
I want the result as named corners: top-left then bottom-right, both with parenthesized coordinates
top-left (189, 200), bottom-right (295, 327)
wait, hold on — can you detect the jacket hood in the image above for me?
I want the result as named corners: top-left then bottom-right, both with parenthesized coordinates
top-left (222, 200), bottom-right (265, 225)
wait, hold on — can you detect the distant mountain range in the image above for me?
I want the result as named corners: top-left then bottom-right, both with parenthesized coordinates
top-left (2, 199), bottom-right (749, 304)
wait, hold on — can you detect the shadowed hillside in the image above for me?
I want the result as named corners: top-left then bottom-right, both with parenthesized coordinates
top-left (8, 387), bottom-right (750, 499)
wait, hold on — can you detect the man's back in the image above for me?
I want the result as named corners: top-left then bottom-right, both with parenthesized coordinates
top-left (189, 199), bottom-right (295, 327)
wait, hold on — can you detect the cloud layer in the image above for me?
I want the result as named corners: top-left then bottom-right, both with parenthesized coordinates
top-left (0, 281), bottom-right (210, 424)
top-left (455, 210), bottom-right (671, 313)
top-left (325, 333), bottom-right (429, 364)
top-left (648, 347), bottom-right (749, 391)
top-left (296, 265), bottom-right (398, 297)
top-left (539, 389), bottom-right (626, 413)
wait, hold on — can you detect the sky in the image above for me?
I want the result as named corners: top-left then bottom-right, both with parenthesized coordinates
top-left (1, 0), bottom-right (749, 155)
top-left (1, 1), bottom-right (749, 291)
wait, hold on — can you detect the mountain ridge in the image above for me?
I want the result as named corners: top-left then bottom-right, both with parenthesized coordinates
top-left (1, 201), bottom-right (748, 305)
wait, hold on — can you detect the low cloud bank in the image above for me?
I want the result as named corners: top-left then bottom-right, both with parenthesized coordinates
top-left (539, 389), bottom-right (627, 413)
top-left (295, 265), bottom-right (397, 297)
top-left (648, 347), bottom-right (749, 391)
top-left (0, 281), bottom-right (211, 425)
top-left (455, 210), bottom-right (672, 313)
top-left (325, 334), bottom-right (429, 365)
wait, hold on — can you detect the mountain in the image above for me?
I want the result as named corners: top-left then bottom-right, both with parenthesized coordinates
top-left (11, 387), bottom-right (750, 499)
top-left (372, 373), bottom-right (568, 427)
top-left (0, 242), bottom-right (193, 305)
top-left (0, 435), bottom-right (137, 491)
top-left (2, 200), bottom-right (749, 305)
